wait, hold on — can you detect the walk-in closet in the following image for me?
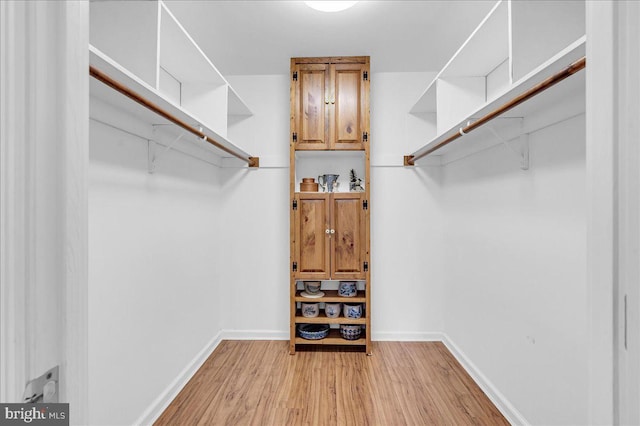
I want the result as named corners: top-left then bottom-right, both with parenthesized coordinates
top-left (1, 1), bottom-right (639, 425)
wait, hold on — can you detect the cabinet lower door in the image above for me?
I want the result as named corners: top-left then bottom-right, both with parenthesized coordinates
top-left (293, 193), bottom-right (330, 279)
top-left (331, 193), bottom-right (367, 279)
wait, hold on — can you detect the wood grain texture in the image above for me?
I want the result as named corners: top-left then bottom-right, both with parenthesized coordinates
top-left (294, 64), bottom-right (329, 150)
top-left (155, 341), bottom-right (509, 426)
top-left (294, 193), bottom-right (330, 279)
top-left (331, 193), bottom-right (365, 279)
top-left (333, 64), bottom-right (363, 149)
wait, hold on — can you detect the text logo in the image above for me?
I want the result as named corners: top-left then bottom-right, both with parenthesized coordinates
top-left (0, 404), bottom-right (68, 426)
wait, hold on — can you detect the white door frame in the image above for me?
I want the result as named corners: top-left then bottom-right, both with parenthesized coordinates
top-left (0, 1), bottom-right (89, 423)
top-left (587, 1), bottom-right (640, 424)
top-left (614, 1), bottom-right (640, 424)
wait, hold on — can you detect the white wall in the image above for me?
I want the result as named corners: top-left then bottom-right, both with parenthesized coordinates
top-left (89, 111), bottom-right (224, 425)
top-left (87, 68), bottom-right (588, 425)
top-left (370, 72), bottom-right (445, 337)
top-left (220, 72), bottom-right (446, 338)
top-left (441, 114), bottom-right (588, 425)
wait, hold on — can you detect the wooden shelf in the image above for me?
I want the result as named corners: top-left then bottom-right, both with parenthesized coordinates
top-left (295, 290), bottom-right (365, 303)
top-left (295, 329), bottom-right (366, 346)
top-left (295, 312), bottom-right (366, 325)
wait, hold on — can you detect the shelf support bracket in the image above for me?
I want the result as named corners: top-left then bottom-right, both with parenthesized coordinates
top-left (486, 123), bottom-right (529, 171)
top-left (148, 125), bottom-right (185, 174)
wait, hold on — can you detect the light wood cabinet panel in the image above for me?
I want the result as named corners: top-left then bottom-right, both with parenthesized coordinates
top-left (290, 56), bottom-right (371, 354)
top-left (332, 64), bottom-right (366, 150)
top-left (293, 193), bottom-right (330, 279)
top-left (331, 193), bottom-right (366, 279)
top-left (294, 64), bottom-right (329, 149)
top-left (293, 193), bottom-right (366, 280)
top-left (292, 59), bottom-right (368, 151)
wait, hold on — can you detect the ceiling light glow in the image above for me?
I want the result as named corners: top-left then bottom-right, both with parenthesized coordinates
top-left (305, 1), bottom-right (359, 13)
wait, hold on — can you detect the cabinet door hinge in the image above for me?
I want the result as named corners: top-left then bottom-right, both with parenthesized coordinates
top-left (363, 199), bottom-right (368, 210)
top-left (292, 199), bottom-right (298, 210)
top-left (363, 70), bottom-right (368, 81)
top-left (293, 262), bottom-right (298, 272)
top-left (292, 132), bottom-right (297, 143)
top-left (364, 261), bottom-right (369, 272)
top-left (293, 71), bottom-right (298, 81)
top-left (363, 132), bottom-right (368, 142)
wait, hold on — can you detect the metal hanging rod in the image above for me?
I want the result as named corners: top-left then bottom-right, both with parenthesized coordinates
top-left (404, 56), bottom-right (586, 166)
top-left (89, 65), bottom-right (259, 168)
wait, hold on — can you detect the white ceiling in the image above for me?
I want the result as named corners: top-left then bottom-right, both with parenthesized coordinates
top-left (164, 0), bottom-right (497, 76)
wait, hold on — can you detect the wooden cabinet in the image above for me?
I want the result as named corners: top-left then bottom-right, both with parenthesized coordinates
top-left (290, 56), bottom-right (371, 355)
top-left (292, 59), bottom-right (369, 150)
top-left (293, 193), bottom-right (367, 280)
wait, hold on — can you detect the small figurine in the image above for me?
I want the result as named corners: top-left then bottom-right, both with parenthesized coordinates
top-left (349, 169), bottom-right (364, 192)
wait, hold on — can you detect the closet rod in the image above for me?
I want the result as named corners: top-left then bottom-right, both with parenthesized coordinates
top-left (405, 56), bottom-right (586, 166)
top-left (89, 65), bottom-right (259, 168)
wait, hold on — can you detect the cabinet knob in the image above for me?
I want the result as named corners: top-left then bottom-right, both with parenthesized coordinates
top-left (326, 229), bottom-right (330, 234)
top-left (330, 229), bottom-right (335, 234)
top-left (331, 98), bottom-right (335, 104)
top-left (325, 98), bottom-right (330, 104)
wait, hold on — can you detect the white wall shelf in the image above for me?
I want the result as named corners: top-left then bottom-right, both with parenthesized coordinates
top-left (407, 0), bottom-right (585, 166)
top-left (89, 0), bottom-right (254, 166)
top-left (90, 46), bottom-right (254, 166)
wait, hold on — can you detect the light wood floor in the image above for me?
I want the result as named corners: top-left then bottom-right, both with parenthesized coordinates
top-left (155, 341), bottom-right (509, 425)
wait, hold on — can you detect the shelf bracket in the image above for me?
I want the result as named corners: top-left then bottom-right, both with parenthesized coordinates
top-left (486, 123), bottom-right (529, 171)
top-left (148, 126), bottom-right (185, 174)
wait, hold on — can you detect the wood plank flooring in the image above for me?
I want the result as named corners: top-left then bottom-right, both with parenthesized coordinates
top-left (155, 341), bottom-right (509, 426)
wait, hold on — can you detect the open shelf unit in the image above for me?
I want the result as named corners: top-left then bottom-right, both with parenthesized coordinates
top-left (407, 0), bottom-right (585, 165)
top-left (89, 0), bottom-right (253, 165)
top-left (290, 56), bottom-right (371, 355)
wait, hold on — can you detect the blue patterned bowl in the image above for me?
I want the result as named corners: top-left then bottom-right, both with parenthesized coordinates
top-left (343, 303), bottom-right (362, 319)
top-left (338, 281), bottom-right (357, 297)
top-left (325, 303), bottom-right (341, 318)
top-left (301, 303), bottom-right (319, 318)
top-left (340, 324), bottom-right (362, 340)
top-left (298, 324), bottom-right (330, 340)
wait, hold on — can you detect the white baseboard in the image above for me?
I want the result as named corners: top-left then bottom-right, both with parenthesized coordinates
top-left (442, 334), bottom-right (529, 426)
top-left (372, 331), bottom-right (444, 341)
top-left (134, 330), bottom-right (224, 426)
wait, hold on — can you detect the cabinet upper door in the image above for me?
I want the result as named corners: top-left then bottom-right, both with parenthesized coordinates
top-left (331, 63), bottom-right (368, 151)
top-left (331, 193), bottom-right (367, 279)
top-left (293, 63), bottom-right (329, 150)
top-left (293, 193), bottom-right (330, 279)
top-left (292, 60), bottom-right (369, 151)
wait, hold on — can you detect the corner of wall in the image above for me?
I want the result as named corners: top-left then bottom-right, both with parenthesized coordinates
top-left (134, 330), bottom-right (224, 426)
top-left (441, 334), bottom-right (530, 426)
